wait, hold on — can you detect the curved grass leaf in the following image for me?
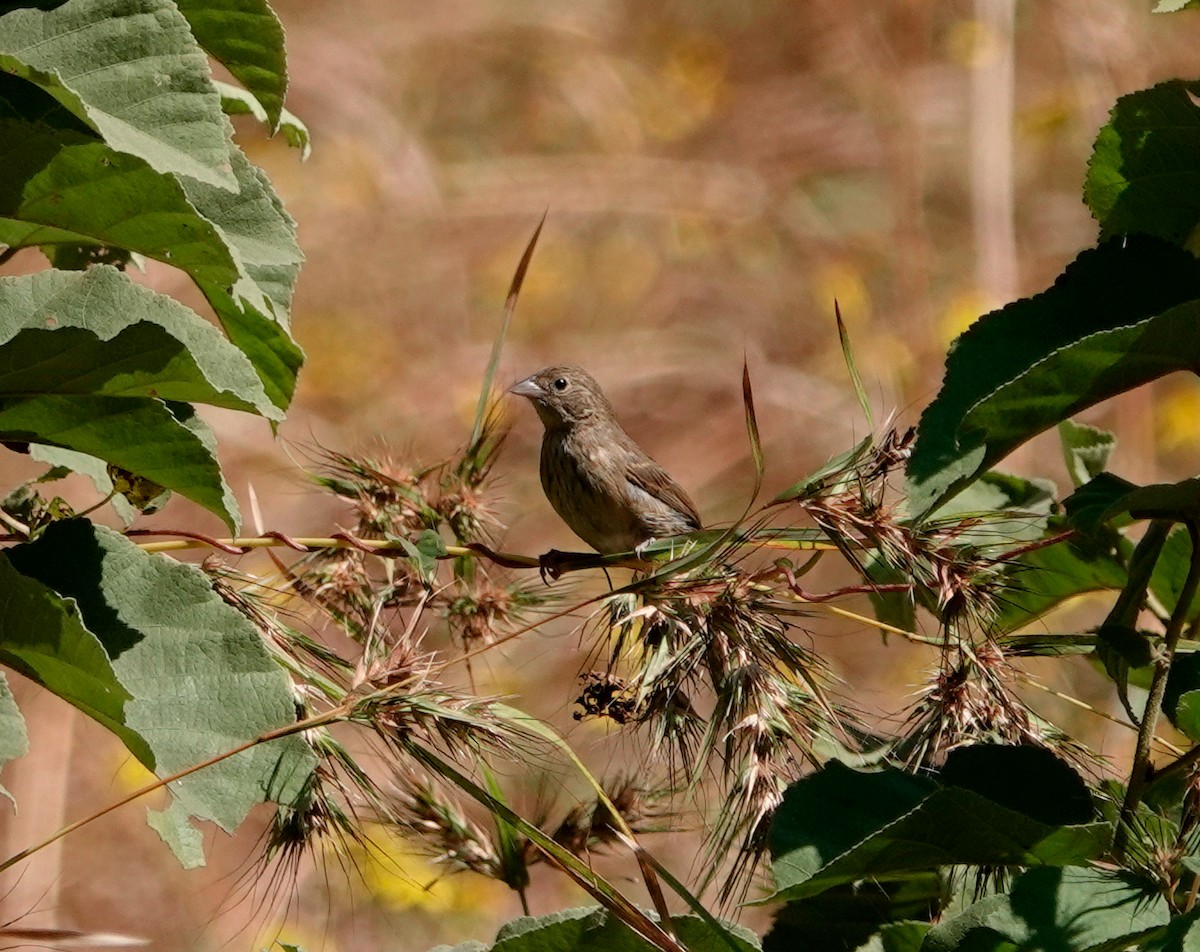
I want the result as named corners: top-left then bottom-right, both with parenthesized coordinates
top-left (906, 237), bottom-right (1200, 516)
top-left (0, 0), bottom-right (237, 189)
top-left (1085, 79), bottom-right (1200, 246)
top-left (0, 394), bottom-right (240, 531)
top-left (174, 0), bottom-right (287, 130)
top-left (9, 520), bottom-right (317, 832)
top-left (0, 266), bottom-right (279, 419)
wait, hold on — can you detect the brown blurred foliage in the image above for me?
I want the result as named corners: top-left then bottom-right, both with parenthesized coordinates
top-left (6, 2), bottom-right (1200, 950)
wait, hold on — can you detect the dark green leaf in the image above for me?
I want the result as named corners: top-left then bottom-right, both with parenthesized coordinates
top-left (1165, 652), bottom-right (1200, 732)
top-left (765, 762), bottom-right (1108, 903)
top-left (9, 521), bottom-right (317, 831)
top-left (1085, 80), bottom-right (1200, 245)
top-left (1151, 526), bottom-right (1200, 624)
top-left (938, 744), bottom-right (1094, 827)
top-left (0, 394), bottom-right (239, 531)
top-left (1064, 472), bottom-right (1139, 535)
top-left (484, 907), bottom-right (760, 952)
top-left (906, 238), bottom-right (1200, 516)
top-left (0, 551), bottom-right (146, 759)
top-left (1104, 478), bottom-right (1200, 523)
top-left (922, 867), bottom-right (1169, 952)
top-left (763, 878), bottom-right (938, 952)
top-left (1173, 690), bottom-right (1200, 742)
top-left (173, 0), bottom-right (287, 129)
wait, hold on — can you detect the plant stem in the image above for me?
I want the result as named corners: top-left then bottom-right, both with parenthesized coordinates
top-left (1116, 520), bottom-right (1200, 858)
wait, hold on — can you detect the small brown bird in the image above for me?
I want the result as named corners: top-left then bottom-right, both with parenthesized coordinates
top-left (509, 366), bottom-right (702, 554)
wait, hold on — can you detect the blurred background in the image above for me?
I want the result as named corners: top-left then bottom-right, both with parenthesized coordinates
top-left (5, 1), bottom-right (1200, 949)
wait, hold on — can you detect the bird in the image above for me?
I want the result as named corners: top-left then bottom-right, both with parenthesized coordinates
top-left (509, 365), bottom-right (702, 554)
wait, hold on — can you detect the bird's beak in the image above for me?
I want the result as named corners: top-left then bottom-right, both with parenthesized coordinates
top-left (508, 376), bottom-right (543, 399)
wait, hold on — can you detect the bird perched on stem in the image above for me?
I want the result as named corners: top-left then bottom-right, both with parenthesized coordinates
top-left (509, 366), bottom-right (702, 554)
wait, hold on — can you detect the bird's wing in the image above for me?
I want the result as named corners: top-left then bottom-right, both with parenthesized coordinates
top-left (623, 453), bottom-right (702, 529)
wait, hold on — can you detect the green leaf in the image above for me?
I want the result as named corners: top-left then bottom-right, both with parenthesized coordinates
top-left (906, 238), bottom-right (1200, 516)
top-left (9, 520), bottom-right (317, 831)
top-left (1154, 0), bottom-right (1200, 9)
top-left (0, 267), bottom-right (279, 418)
top-left (0, 0), bottom-right (237, 189)
top-left (1086, 80), bottom-right (1200, 246)
top-left (1173, 690), bottom-right (1200, 742)
top-left (836, 301), bottom-right (873, 428)
top-left (0, 394), bottom-right (240, 531)
top-left (1103, 478), bottom-right (1200, 523)
top-left (763, 878), bottom-right (939, 952)
top-left (765, 762), bottom-right (1109, 903)
top-left (204, 290), bottom-right (303, 410)
top-left (182, 143), bottom-right (302, 321)
top-left (0, 670), bottom-right (29, 802)
top-left (865, 551), bottom-right (916, 634)
top-left (922, 867), bottom-right (1169, 952)
top-left (146, 796), bottom-right (206, 869)
top-left (0, 551), bottom-right (147, 760)
top-left (995, 528), bottom-right (1129, 632)
top-left (929, 471), bottom-right (1056, 553)
top-left (0, 88), bottom-right (238, 284)
top-left (1064, 472), bottom-right (1139, 535)
top-left (173, 0), bottom-right (287, 130)
top-left (938, 744), bottom-right (1094, 827)
top-left (485, 907), bottom-right (761, 952)
top-left (1059, 420), bottom-right (1116, 488)
top-left (214, 80), bottom-right (310, 158)
top-left (1150, 525), bottom-right (1200, 623)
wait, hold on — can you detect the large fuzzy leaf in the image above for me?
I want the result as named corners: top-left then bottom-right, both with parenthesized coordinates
top-left (9, 521), bottom-right (317, 832)
top-left (0, 0), bottom-right (237, 189)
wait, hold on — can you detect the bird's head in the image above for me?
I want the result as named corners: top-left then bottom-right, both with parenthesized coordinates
top-left (508, 365), bottom-right (615, 430)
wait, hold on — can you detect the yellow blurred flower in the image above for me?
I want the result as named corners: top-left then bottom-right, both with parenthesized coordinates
top-left (636, 34), bottom-right (728, 142)
top-left (1157, 380), bottom-right (1200, 452)
top-left (938, 288), bottom-right (995, 344)
top-left (354, 823), bottom-right (509, 915)
top-left (812, 260), bottom-right (872, 328)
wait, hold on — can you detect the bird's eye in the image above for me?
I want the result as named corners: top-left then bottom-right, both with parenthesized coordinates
top-left (552, 377), bottom-right (569, 392)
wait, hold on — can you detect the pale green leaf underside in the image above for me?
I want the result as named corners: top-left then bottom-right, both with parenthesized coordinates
top-left (0, 0), bottom-right (237, 189)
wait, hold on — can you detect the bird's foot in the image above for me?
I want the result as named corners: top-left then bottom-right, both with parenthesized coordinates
top-left (538, 548), bottom-right (572, 583)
